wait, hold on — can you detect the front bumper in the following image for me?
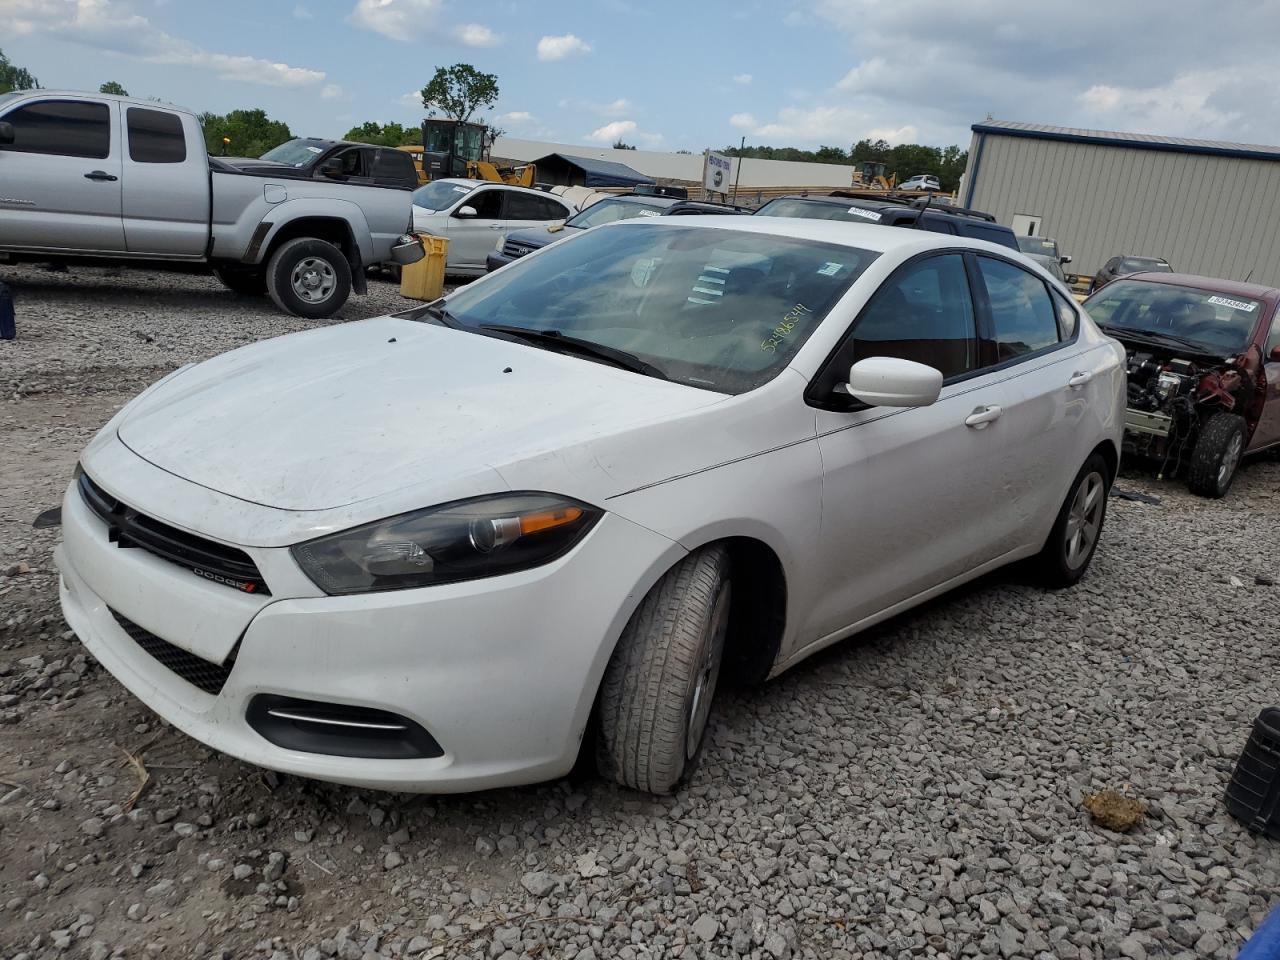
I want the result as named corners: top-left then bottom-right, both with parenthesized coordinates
top-left (1124, 406), bottom-right (1174, 438)
top-left (57, 478), bottom-right (684, 792)
top-left (485, 251), bottom-right (514, 272)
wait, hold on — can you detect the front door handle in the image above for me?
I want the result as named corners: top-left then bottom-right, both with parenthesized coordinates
top-left (84, 170), bottom-right (118, 182)
top-left (1068, 370), bottom-right (1094, 388)
top-left (965, 404), bottom-right (1003, 428)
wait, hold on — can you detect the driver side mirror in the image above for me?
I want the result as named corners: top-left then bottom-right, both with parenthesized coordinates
top-left (453, 205), bottom-right (479, 218)
top-left (1060, 255), bottom-right (1072, 265)
top-left (0, 122), bottom-right (13, 146)
top-left (317, 157), bottom-right (344, 178)
top-left (846, 356), bottom-right (943, 407)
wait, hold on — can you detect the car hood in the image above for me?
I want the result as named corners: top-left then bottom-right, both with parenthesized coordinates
top-left (116, 316), bottom-right (725, 511)
top-left (504, 224), bottom-right (580, 250)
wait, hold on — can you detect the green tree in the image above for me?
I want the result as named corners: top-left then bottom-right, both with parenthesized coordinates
top-left (814, 144), bottom-right (848, 163)
top-left (342, 120), bottom-right (419, 146)
top-left (198, 108), bottom-right (292, 158)
top-left (0, 49), bottom-right (39, 94)
top-left (99, 81), bottom-right (129, 96)
top-left (612, 140), bottom-right (636, 150)
top-left (420, 64), bottom-right (498, 124)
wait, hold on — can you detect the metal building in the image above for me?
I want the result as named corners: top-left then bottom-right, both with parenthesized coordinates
top-left (961, 120), bottom-right (1280, 284)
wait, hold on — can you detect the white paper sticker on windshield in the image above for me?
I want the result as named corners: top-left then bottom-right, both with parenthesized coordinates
top-left (305, 146), bottom-right (323, 154)
top-left (635, 209), bottom-right (660, 217)
top-left (453, 185), bottom-right (470, 193)
top-left (817, 262), bottom-right (843, 276)
top-left (1207, 295), bottom-right (1257, 312)
top-left (847, 207), bottom-right (882, 221)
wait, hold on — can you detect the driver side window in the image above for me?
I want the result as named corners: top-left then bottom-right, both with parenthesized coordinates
top-left (459, 189), bottom-right (503, 219)
top-left (845, 254), bottom-right (978, 379)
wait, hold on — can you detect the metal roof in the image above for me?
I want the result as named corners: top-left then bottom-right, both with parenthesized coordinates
top-left (971, 119), bottom-right (1280, 163)
top-left (535, 153), bottom-right (655, 188)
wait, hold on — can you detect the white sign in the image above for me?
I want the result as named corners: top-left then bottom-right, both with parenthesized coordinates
top-left (703, 151), bottom-right (734, 195)
top-left (1207, 295), bottom-right (1257, 312)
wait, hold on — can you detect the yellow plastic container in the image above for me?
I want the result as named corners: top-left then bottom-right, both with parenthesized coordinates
top-left (399, 235), bottom-right (449, 301)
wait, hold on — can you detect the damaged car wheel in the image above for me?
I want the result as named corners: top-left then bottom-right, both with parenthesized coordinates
top-left (1187, 412), bottom-right (1246, 498)
top-left (1035, 453), bottom-right (1110, 588)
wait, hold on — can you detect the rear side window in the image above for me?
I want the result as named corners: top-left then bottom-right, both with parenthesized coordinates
top-left (126, 108), bottom-right (186, 163)
top-left (506, 192), bottom-right (569, 221)
top-left (848, 253), bottom-right (978, 379)
top-left (1, 99), bottom-right (109, 159)
top-left (965, 223), bottom-right (1018, 249)
top-left (977, 256), bottom-right (1060, 360)
top-left (1052, 289), bottom-right (1079, 340)
top-left (371, 148), bottom-right (414, 185)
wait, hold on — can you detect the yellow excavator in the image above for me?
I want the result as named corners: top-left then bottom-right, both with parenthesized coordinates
top-left (851, 161), bottom-right (896, 191)
top-left (396, 118), bottom-right (535, 187)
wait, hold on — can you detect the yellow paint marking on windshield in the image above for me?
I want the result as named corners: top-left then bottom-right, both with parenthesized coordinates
top-left (761, 303), bottom-right (813, 353)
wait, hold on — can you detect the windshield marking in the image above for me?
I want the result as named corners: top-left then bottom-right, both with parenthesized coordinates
top-left (761, 304), bottom-right (812, 353)
top-left (1207, 295), bottom-right (1257, 312)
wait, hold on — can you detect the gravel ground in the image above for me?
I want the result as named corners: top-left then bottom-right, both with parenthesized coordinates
top-left (2, 262), bottom-right (1279, 960)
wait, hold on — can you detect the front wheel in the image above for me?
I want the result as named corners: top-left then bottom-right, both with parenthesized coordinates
top-left (265, 238), bottom-right (352, 319)
top-left (595, 546), bottom-right (732, 794)
top-left (1187, 412), bottom-right (1246, 498)
top-left (1034, 453), bottom-right (1110, 588)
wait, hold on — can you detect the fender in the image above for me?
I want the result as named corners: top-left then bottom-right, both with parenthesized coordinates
top-left (249, 199), bottom-right (375, 267)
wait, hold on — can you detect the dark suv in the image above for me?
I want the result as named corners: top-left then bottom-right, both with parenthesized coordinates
top-left (486, 194), bottom-right (745, 271)
top-left (1089, 255), bottom-right (1172, 294)
top-left (754, 192), bottom-right (1018, 250)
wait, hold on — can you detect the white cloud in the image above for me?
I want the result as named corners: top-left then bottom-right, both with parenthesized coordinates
top-left (3, 0), bottom-right (326, 88)
top-left (398, 89), bottom-right (422, 108)
top-left (1076, 69), bottom-right (1245, 135)
top-left (497, 111), bottom-right (533, 123)
top-left (835, 57), bottom-right (887, 92)
top-left (455, 22), bottom-right (500, 47)
top-left (586, 119), bottom-right (636, 143)
top-left (729, 112), bottom-right (757, 129)
top-left (537, 33), bottom-right (591, 61)
top-left (732, 73), bottom-right (752, 85)
top-left (749, 105), bottom-right (870, 142)
top-left (348, 0), bottom-right (441, 41)
top-left (321, 84), bottom-right (345, 100)
top-left (868, 124), bottom-right (918, 144)
top-left (292, 3), bottom-right (312, 19)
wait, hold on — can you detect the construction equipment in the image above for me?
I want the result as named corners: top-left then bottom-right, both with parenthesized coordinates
top-left (397, 119), bottom-right (536, 187)
top-left (851, 161), bottom-right (896, 191)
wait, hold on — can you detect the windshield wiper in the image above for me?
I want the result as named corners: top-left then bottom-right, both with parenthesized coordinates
top-left (1100, 325), bottom-right (1220, 353)
top-left (419, 300), bottom-right (461, 328)
top-left (479, 324), bottom-right (668, 380)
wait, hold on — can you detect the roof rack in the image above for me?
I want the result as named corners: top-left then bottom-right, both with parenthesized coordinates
top-left (826, 190), bottom-right (912, 206)
top-left (907, 197), bottom-right (996, 222)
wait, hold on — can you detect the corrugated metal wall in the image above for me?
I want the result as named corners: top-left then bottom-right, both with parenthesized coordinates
top-left (963, 133), bottom-right (1280, 284)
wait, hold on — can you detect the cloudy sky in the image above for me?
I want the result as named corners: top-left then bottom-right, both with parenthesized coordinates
top-left (4, 0), bottom-right (1279, 152)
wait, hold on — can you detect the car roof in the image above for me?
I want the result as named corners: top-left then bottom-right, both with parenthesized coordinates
top-left (598, 195), bottom-right (678, 207)
top-left (1116, 272), bottom-right (1280, 301)
top-left (430, 177), bottom-right (551, 197)
top-left (603, 213), bottom-right (1022, 259)
top-left (1112, 254), bottom-right (1169, 264)
top-left (4, 88), bottom-right (201, 117)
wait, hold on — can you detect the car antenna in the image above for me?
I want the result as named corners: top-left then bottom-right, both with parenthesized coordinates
top-left (1243, 267), bottom-right (1255, 283)
top-left (912, 192), bottom-right (932, 230)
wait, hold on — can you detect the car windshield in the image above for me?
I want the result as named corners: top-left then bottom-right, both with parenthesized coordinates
top-left (259, 139), bottom-right (328, 167)
top-left (568, 198), bottom-right (666, 229)
top-left (1085, 280), bottom-right (1262, 354)
top-left (1028, 254), bottom-right (1066, 283)
top-left (1017, 236), bottom-right (1060, 258)
top-left (1119, 257), bottom-right (1171, 274)
top-left (412, 180), bottom-right (473, 211)
top-left (756, 198), bottom-right (884, 224)
top-left (429, 223), bottom-right (879, 393)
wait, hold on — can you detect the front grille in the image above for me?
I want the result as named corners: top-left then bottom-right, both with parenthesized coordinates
top-left (110, 608), bottom-right (234, 696)
top-left (78, 472), bottom-right (269, 595)
top-left (502, 240), bottom-right (534, 259)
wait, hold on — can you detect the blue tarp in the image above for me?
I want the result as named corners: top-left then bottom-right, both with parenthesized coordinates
top-left (1239, 904), bottom-right (1280, 959)
top-left (537, 153), bottom-right (655, 188)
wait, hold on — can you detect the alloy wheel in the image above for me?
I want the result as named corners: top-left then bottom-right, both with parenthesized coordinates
top-left (1218, 431), bottom-right (1244, 489)
top-left (1064, 471), bottom-right (1105, 570)
top-left (685, 583), bottom-right (731, 760)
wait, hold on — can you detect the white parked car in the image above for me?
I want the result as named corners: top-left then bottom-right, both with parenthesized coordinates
top-left (410, 178), bottom-right (573, 275)
top-left (899, 174), bottom-right (941, 192)
top-left (57, 218), bottom-right (1125, 795)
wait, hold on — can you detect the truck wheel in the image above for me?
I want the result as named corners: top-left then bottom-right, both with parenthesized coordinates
top-left (1187, 412), bottom-right (1246, 498)
top-left (212, 267), bottom-right (267, 297)
top-left (1033, 453), bottom-right (1109, 588)
top-left (265, 238), bottom-right (351, 319)
top-left (596, 545), bottom-right (731, 794)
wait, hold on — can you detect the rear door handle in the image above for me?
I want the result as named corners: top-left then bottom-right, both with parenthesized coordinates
top-left (1068, 370), bottom-right (1094, 388)
top-left (84, 170), bottom-right (118, 182)
top-left (965, 404), bottom-right (1003, 428)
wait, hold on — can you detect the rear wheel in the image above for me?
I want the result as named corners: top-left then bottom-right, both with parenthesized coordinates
top-left (595, 546), bottom-right (731, 794)
top-left (213, 266), bottom-right (267, 296)
top-left (265, 238), bottom-right (351, 319)
top-left (1034, 453), bottom-right (1109, 588)
top-left (1187, 412), bottom-right (1246, 498)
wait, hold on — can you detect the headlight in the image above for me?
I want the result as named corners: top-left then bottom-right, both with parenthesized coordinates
top-left (494, 234), bottom-right (506, 252)
top-left (291, 493), bottom-right (601, 595)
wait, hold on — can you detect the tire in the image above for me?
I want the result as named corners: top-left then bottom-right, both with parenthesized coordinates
top-left (596, 546), bottom-right (732, 794)
top-left (264, 238), bottom-right (352, 319)
top-left (1033, 453), bottom-right (1110, 588)
top-left (1187, 412), bottom-right (1246, 498)
top-left (212, 267), bottom-right (267, 296)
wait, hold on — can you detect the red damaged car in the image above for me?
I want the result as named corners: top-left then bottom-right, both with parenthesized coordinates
top-left (1084, 273), bottom-right (1280, 497)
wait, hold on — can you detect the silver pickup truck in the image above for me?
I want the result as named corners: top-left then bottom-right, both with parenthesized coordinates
top-left (0, 90), bottom-right (422, 318)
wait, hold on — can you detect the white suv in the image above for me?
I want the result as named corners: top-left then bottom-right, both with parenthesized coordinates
top-left (899, 174), bottom-right (941, 191)
top-left (410, 178), bottom-right (573, 275)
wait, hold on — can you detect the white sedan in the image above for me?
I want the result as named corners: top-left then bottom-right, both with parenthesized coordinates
top-left (410, 178), bottom-right (573, 276)
top-left (57, 218), bottom-right (1125, 794)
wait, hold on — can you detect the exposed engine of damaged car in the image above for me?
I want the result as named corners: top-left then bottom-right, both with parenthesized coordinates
top-left (1085, 275), bottom-right (1277, 498)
